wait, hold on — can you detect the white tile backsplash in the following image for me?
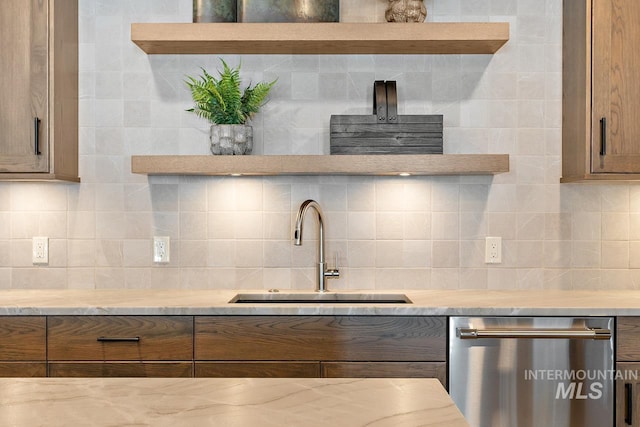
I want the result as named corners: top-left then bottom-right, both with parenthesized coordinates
top-left (2, 0), bottom-right (638, 290)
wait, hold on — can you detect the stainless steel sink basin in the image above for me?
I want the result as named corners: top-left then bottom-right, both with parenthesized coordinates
top-left (229, 292), bottom-right (412, 304)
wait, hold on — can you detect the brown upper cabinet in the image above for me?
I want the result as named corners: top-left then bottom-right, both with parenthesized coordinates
top-left (0, 0), bottom-right (78, 182)
top-left (563, 0), bottom-right (640, 182)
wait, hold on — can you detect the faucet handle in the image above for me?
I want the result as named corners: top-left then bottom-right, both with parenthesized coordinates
top-left (324, 253), bottom-right (340, 279)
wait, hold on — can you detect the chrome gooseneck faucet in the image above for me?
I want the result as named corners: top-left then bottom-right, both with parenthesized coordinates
top-left (294, 199), bottom-right (340, 292)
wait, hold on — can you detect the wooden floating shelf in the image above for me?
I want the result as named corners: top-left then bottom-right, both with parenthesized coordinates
top-left (131, 154), bottom-right (510, 176)
top-left (131, 22), bottom-right (509, 55)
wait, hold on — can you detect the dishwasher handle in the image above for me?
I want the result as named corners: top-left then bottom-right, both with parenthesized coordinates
top-left (457, 327), bottom-right (611, 340)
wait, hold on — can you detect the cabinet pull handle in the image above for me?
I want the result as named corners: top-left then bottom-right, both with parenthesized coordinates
top-left (96, 336), bottom-right (140, 342)
top-left (626, 383), bottom-right (633, 425)
top-left (600, 117), bottom-right (607, 156)
top-left (34, 117), bottom-right (41, 155)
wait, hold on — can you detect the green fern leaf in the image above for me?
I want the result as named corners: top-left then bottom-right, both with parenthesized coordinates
top-left (185, 59), bottom-right (276, 125)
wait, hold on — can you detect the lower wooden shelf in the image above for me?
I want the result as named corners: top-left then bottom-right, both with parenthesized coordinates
top-left (131, 154), bottom-right (509, 176)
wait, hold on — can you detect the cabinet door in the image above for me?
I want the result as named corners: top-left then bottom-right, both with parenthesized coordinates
top-left (0, 316), bottom-right (46, 377)
top-left (0, 0), bottom-right (49, 173)
top-left (616, 363), bottom-right (640, 426)
top-left (0, 316), bottom-right (46, 361)
top-left (592, 0), bottom-right (640, 173)
top-left (48, 316), bottom-right (193, 361)
top-left (617, 317), bottom-right (640, 361)
top-left (195, 316), bottom-right (446, 362)
top-left (195, 362), bottom-right (320, 378)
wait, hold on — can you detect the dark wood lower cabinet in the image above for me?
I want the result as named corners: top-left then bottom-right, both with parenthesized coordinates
top-left (195, 316), bottom-right (446, 361)
top-left (1, 315), bottom-right (447, 381)
top-left (321, 362), bottom-right (446, 385)
top-left (48, 362), bottom-right (193, 378)
top-left (193, 316), bottom-right (447, 382)
top-left (617, 362), bottom-right (640, 426)
top-left (0, 316), bottom-right (47, 377)
top-left (47, 316), bottom-right (193, 361)
top-left (44, 316), bottom-right (194, 378)
top-left (195, 362), bottom-right (320, 378)
top-left (617, 317), bottom-right (640, 426)
top-left (618, 318), bottom-right (640, 361)
top-left (0, 362), bottom-right (47, 377)
top-left (0, 317), bottom-right (46, 361)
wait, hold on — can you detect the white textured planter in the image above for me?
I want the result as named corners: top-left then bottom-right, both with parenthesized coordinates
top-left (210, 124), bottom-right (253, 155)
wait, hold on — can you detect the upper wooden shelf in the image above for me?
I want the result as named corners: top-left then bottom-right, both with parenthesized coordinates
top-left (131, 154), bottom-right (509, 176)
top-left (131, 22), bottom-right (510, 55)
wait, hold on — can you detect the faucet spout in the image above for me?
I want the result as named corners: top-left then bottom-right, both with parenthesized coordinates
top-left (293, 199), bottom-right (339, 292)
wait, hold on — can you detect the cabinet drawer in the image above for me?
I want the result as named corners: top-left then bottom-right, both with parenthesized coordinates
top-left (195, 362), bottom-right (320, 378)
top-left (195, 316), bottom-right (446, 361)
top-left (48, 362), bottom-right (193, 378)
top-left (48, 316), bottom-right (193, 361)
top-left (618, 317), bottom-right (640, 361)
top-left (0, 316), bottom-right (46, 361)
top-left (321, 362), bottom-right (446, 386)
top-left (0, 362), bottom-right (47, 377)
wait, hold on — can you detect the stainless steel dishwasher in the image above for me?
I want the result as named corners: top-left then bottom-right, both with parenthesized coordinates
top-left (449, 316), bottom-right (614, 427)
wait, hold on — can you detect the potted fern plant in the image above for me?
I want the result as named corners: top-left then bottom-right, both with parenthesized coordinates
top-left (186, 59), bottom-right (276, 155)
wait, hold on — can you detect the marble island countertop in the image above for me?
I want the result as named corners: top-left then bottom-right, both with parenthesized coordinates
top-left (0, 377), bottom-right (467, 427)
top-left (3, 289), bottom-right (640, 316)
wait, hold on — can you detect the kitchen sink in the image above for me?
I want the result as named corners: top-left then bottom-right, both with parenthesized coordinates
top-left (229, 292), bottom-right (412, 304)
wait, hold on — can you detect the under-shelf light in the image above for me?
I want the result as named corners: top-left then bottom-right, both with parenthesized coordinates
top-left (398, 172), bottom-right (412, 177)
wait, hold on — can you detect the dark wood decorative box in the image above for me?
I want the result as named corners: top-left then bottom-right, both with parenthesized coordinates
top-left (330, 81), bottom-right (443, 155)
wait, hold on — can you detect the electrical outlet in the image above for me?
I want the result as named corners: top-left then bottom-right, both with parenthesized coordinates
top-left (153, 236), bottom-right (170, 263)
top-left (485, 236), bottom-right (502, 264)
top-left (32, 236), bottom-right (49, 265)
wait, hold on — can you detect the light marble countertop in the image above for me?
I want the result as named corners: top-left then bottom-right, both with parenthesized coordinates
top-left (0, 377), bottom-right (467, 427)
top-left (2, 289), bottom-right (640, 316)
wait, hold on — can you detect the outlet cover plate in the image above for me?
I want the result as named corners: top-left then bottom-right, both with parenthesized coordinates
top-left (485, 236), bottom-right (502, 264)
top-left (153, 236), bottom-right (170, 263)
top-left (32, 236), bottom-right (49, 265)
